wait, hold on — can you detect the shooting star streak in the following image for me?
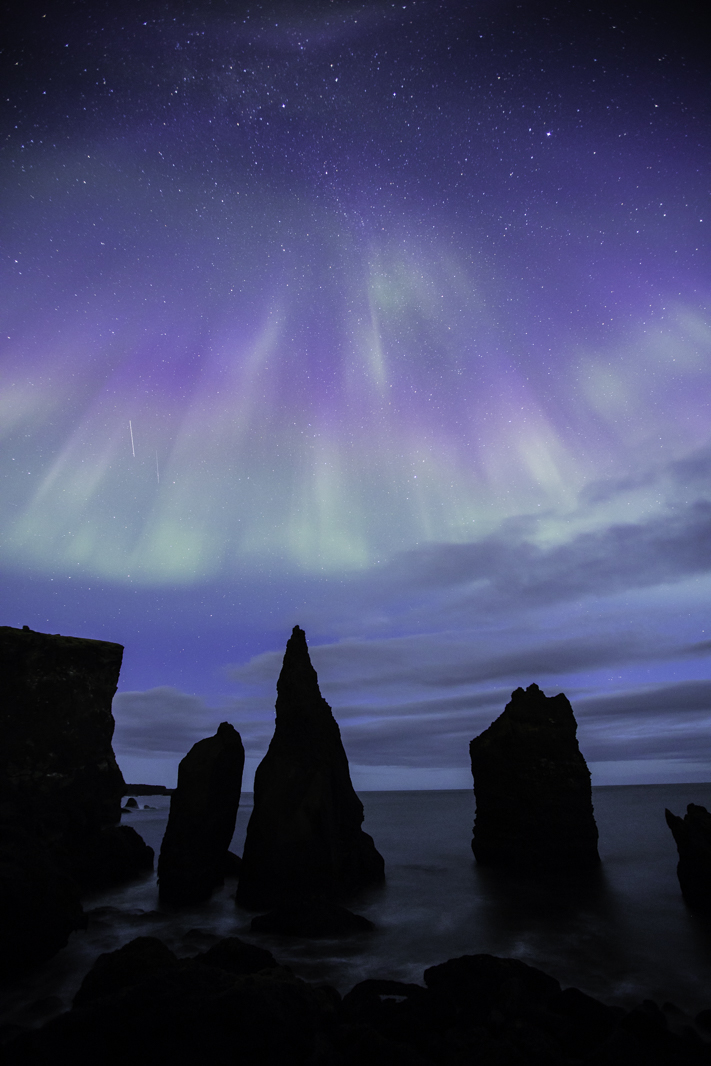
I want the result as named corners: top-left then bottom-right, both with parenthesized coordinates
top-left (156, 452), bottom-right (160, 484)
top-left (129, 420), bottom-right (135, 457)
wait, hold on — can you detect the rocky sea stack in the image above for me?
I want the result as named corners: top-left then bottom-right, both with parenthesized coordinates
top-left (0, 626), bottom-right (153, 977)
top-left (665, 803), bottom-right (711, 910)
top-left (237, 626), bottom-right (384, 908)
top-left (470, 683), bottom-right (599, 872)
top-left (158, 722), bottom-right (245, 906)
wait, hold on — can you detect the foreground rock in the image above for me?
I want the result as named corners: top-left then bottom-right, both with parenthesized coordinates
top-left (5, 938), bottom-right (710, 1064)
top-left (251, 900), bottom-right (374, 937)
top-left (158, 722), bottom-right (245, 906)
top-left (0, 626), bottom-right (153, 977)
top-left (666, 803), bottom-right (711, 909)
top-left (0, 825), bottom-right (86, 980)
top-left (237, 626), bottom-right (384, 908)
top-left (470, 683), bottom-right (599, 872)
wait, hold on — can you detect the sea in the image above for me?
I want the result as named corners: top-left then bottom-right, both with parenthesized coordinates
top-left (3, 784), bottom-right (711, 1034)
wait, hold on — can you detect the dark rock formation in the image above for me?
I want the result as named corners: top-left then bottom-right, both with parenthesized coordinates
top-left (158, 722), bottom-right (245, 906)
top-left (470, 683), bottom-right (599, 872)
top-left (4, 935), bottom-right (330, 1066)
top-left (251, 900), bottom-right (375, 937)
top-left (89, 825), bottom-right (154, 889)
top-left (73, 936), bottom-right (179, 1009)
top-left (224, 850), bottom-right (242, 878)
top-left (124, 797), bottom-right (139, 809)
top-left (0, 626), bottom-right (126, 864)
top-left (0, 625), bottom-right (153, 977)
top-left (665, 803), bottom-right (711, 909)
top-left (6, 942), bottom-right (710, 1065)
top-left (194, 937), bottom-right (277, 976)
top-left (237, 626), bottom-right (384, 909)
top-left (0, 825), bottom-right (86, 980)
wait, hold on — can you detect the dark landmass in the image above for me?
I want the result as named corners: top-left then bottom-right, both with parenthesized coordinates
top-left (470, 683), bottom-right (599, 872)
top-left (4, 934), bottom-right (709, 1065)
top-left (237, 626), bottom-right (384, 909)
top-left (666, 803), bottom-right (711, 910)
top-left (250, 900), bottom-right (375, 937)
top-left (158, 722), bottom-right (245, 907)
top-left (123, 784), bottom-right (175, 796)
top-left (0, 626), bottom-right (154, 978)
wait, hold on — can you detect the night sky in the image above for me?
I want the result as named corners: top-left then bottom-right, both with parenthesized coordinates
top-left (3, 0), bottom-right (710, 789)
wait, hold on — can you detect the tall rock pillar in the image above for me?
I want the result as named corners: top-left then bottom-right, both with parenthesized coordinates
top-left (470, 683), bottom-right (599, 872)
top-left (237, 626), bottom-right (384, 908)
top-left (158, 722), bottom-right (245, 906)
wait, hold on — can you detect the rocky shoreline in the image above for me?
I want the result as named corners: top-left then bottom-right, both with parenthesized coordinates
top-left (4, 622), bottom-right (711, 1062)
top-left (3, 933), bottom-right (711, 1064)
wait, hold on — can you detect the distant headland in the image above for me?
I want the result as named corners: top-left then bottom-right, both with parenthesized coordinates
top-left (122, 784), bottom-right (175, 796)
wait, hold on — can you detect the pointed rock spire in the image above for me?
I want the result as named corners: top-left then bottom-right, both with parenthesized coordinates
top-left (237, 626), bottom-right (384, 907)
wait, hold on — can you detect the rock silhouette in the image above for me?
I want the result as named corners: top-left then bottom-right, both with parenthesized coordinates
top-left (665, 803), bottom-right (711, 910)
top-left (158, 722), bottom-right (245, 906)
top-left (0, 625), bottom-right (153, 976)
top-left (7, 939), bottom-right (710, 1066)
top-left (237, 626), bottom-right (384, 908)
top-left (250, 900), bottom-right (375, 937)
top-left (470, 683), bottom-right (599, 872)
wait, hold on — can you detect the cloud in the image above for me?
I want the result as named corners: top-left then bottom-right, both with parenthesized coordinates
top-left (574, 681), bottom-right (711, 762)
top-left (680, 640), bottom-right (711, 658)
top-left (112, 687), bottom-right (242, 756)
top-left (223, 623), bottom-right (711, 772)
top-left (231, 629), bottom-right (694, 697)
top-left (576, 680), bottom-right (711, 720)
top-left (336, 680), bottom-right (711, 770)
top-left (380, 499), bottom-right (711, 609)
top-left (417, 636), bottom-right (657, 688)
top-left (112, 674), bottom-right (711, 778)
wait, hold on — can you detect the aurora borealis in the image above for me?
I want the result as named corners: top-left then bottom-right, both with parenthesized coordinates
top-left (3, 0), bottom-right (710, 788)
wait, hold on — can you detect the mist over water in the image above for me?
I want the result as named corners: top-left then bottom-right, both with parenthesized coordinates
top-left (4, 784), bottom-right (711, 1033)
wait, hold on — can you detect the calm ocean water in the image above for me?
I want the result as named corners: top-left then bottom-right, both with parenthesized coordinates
top-left (4, 784), bottom-right (711, 1032)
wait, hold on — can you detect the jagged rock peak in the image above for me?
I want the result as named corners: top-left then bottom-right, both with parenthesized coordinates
top-left (470, 683), bottom-right (599, 873)
top-left (274, 626), bottom-right (339, 736)
top-left (665, 803), bottom-right (711, 910)
top-left (236, 627), bottom-right (384, 908)
top-left (278, 625), bottom-right (318, 694)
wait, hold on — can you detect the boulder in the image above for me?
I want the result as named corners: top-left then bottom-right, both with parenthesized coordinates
top-left (665, 803), bottom-right (711, 909)
top-left (470, 683), bottom-right (599, 872)
top-left (158, 722), bottom-right (245, 906)
top-left (0, 625), bottom-right (153, 975)
top-left (237, 626), bottom-right (384, 908)
top-left (73, 936), bottom-right (179, 1008)
top-left (5, 936), bottom-right (337, 1066)
top-left (250, 900), bottom-right (375, 937)
top-left (87, 825), bottom-right (154, 889)
top-left (193, 937), bottom-right (277, 975)
top-left (5, 941), bottom-right (710, 1066)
